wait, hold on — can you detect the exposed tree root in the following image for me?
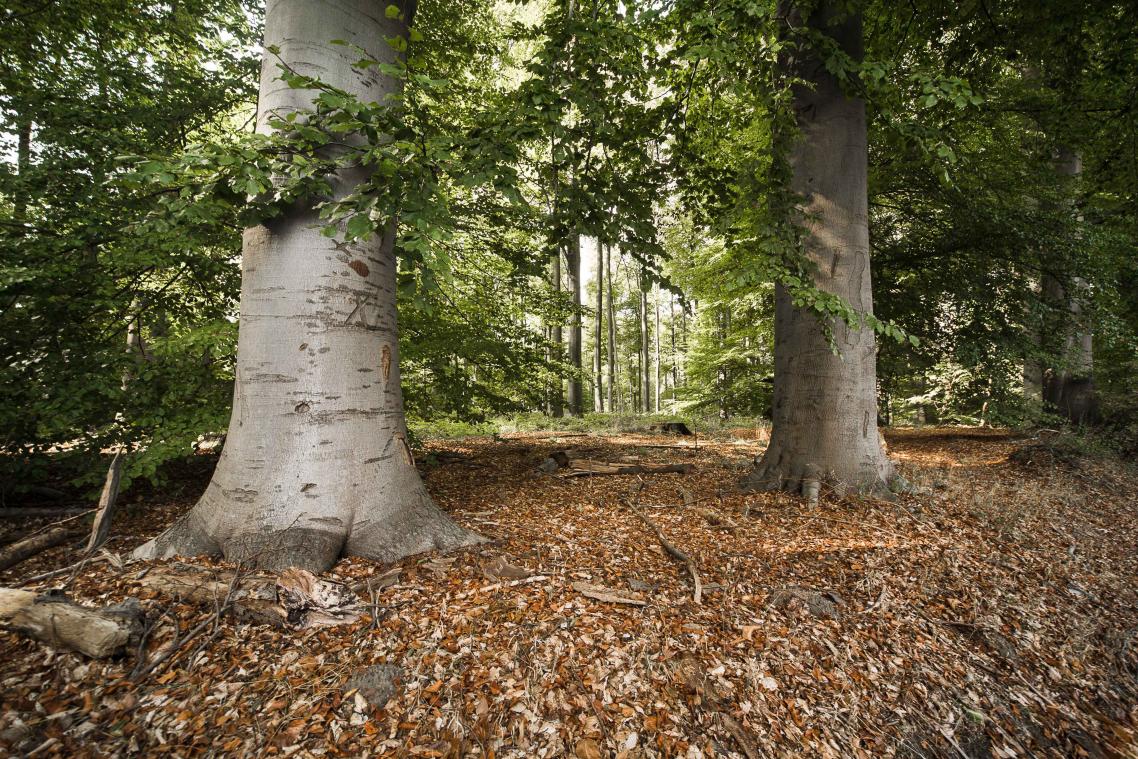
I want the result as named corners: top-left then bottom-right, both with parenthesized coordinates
top-left (740, 446), bottom-right (895, 502)
top-left (133, 494), bottom-right (483, 573)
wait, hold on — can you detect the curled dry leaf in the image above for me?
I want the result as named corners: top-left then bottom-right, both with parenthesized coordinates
top-left (575, 737), bottom-right (602, 759)
top-left (481, 555), bottom-right (533, 581)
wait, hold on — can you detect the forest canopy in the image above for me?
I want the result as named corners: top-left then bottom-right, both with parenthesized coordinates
top-left (1, 0), bottom-right (1136, 497)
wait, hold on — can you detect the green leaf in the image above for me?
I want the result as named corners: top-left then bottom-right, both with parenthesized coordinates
top-left (346, 214), bottom-right (373, 239)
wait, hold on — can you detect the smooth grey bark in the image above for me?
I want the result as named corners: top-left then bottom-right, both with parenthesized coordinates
top-left (1042, 276), bottom-right (1096, 424)
top-left (680, 298), bottom-right (688, 390)
top-left (639, 267), bottom-right (651, 413)
top-left (548, 249), bottom-right (564, 417)
top-left (594, 241), bottom-right (604, 412)
top-left (566, 233), bottom-right (584, 416)
top-left (717, 309), bottom-right (728, 420)
top-left (606, 245), bottom-right (616, 412)
top-left (133, 0), bottom-right (480, 572)
top-left (1041, 148), bottom-right (1097, 424)
top-left (670, 294), bottom-right (679, 392)
top-left (654, 284), bottom-right (661, 412)
top-left (742, 2), bottom-right (893, 496)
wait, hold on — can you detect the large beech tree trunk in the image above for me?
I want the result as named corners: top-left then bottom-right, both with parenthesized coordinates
top-left (1041, 148), bottom-right (1098, 424)
top-left (133, 0), bottom-right (479, 572)
top-left (743, 2), bottom-right (892, 496)
top-left (566, 233), bottom-right (584, 416)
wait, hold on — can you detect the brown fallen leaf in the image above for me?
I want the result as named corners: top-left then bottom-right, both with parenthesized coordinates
top-left (481, 555), bottom-right (533, 581)
top-left (575, 737), bottom-right (603, 759)
top-left (721, 714), bottom-right (763, 759)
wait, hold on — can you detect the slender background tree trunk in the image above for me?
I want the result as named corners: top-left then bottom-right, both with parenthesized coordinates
top-left (639, 266), bottom-right (650, 413)
top-left (549, 248), bottom-right (564, 417)
top-left (606, 245), bottom-right (616, 413)
top-left (654, 284), bottom-right (661, 412)
top-left (594, 241), bottom-right (604, 412)
top-left (566, 233), bottom-right (583, 416)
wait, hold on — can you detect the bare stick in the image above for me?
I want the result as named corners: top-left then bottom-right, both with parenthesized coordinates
top-left (0, 527), bottom-right (78, 572)
top-left (15, 554), bottom-right (111, 588)
top-left (132, 568), bottom-right (242, 681)
top-left (86, 451), bottom-right (124, 554)
top-left (0, 508), bottom-right (91, 520)
top-left (625, 499), bottom-right (702, 604)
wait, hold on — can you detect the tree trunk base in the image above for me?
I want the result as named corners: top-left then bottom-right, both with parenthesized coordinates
top-left (132, 497), bottom-right (482, 573)
top-left (740, 438), bottom-right (894, 501)
top-left (1045, 376), bottom-right (1099, 426)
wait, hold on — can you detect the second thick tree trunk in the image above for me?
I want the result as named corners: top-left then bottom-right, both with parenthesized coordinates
top-left (548, 249), bottom-right (564, 417)
top-left (1041, 149), bottom-right (1097, 424)
top-left (743, 2), bottom-right (892, 496)
top-left (132, 0), bottom-right (479, 572)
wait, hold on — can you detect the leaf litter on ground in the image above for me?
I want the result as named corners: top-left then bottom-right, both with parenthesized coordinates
top-left (0, 426), bottom-right (1136, 757)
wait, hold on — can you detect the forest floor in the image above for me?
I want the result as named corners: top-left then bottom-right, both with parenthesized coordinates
top-left (2, 427), bottom-right (1137, 758)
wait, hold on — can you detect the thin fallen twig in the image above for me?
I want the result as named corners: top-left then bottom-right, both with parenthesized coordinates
top-left (132, 567), bottom-right (243, 682)
top-left (16, 553), bottom-right (112, 588)
top-left (456, 574), bottom-right (550, 599)
top-left (625, 488), bottom-right (702, 604)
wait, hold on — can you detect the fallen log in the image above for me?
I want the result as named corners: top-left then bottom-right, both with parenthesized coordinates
top-left (138, 565), bottom-right (285, 626)
top-left (648, 422), bottom-right (693, 436)
top-left (0, 588), bottom-right (141, 658)
top-left (564, 460), bottom-right (693, 477)
top-left (137, 564), bottom-right (361, 629)
top-left (524, 432), bottom-right (590, 439)
top-left (0, 527), bottom-right (78, 572)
